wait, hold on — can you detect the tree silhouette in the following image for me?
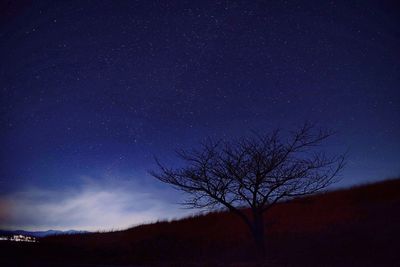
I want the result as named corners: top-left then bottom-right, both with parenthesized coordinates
top-left (150, 123), bottom-right (346, 258)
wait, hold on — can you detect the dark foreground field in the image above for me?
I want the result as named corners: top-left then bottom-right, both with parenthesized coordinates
top-left (1, 178), bottom-right (399, 267)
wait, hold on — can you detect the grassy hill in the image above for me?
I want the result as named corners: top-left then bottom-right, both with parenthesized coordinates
top-left (1, 178), bottom-right (399, 266)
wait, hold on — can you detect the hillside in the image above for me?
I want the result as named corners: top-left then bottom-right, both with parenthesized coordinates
top-left (1, 178), bottom-right (399, 266)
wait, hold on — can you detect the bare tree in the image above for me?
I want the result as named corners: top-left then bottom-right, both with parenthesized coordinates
top-left (150, 123), bottom-right (346, 257)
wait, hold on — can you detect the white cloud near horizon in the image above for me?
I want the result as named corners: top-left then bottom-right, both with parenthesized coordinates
top-left (0, 177), bottom-right (193, 231)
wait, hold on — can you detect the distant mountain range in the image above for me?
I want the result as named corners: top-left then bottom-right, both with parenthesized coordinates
top-left (0, 229), bottom-right (89, 237)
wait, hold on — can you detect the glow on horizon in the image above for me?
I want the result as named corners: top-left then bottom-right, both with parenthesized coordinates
top-left (0, 177), bottom-right (193, 231)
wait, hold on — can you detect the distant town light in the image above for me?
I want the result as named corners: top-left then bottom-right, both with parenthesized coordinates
top-left (0, 235), bottom-right (37, 242)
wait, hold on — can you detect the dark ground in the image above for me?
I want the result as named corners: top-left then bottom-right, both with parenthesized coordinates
top-left (1, 179), bottom-right (399, 266)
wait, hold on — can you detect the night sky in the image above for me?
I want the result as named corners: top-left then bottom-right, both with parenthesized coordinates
top-left (0, 0), bottom-right (399, 231)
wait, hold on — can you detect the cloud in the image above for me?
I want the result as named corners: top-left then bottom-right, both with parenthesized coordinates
top-left (0, 178), bottom-right (192, 231)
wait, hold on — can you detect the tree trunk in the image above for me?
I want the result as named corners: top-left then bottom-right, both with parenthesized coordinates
top-left (252, 212), bottom-right (266, 261)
